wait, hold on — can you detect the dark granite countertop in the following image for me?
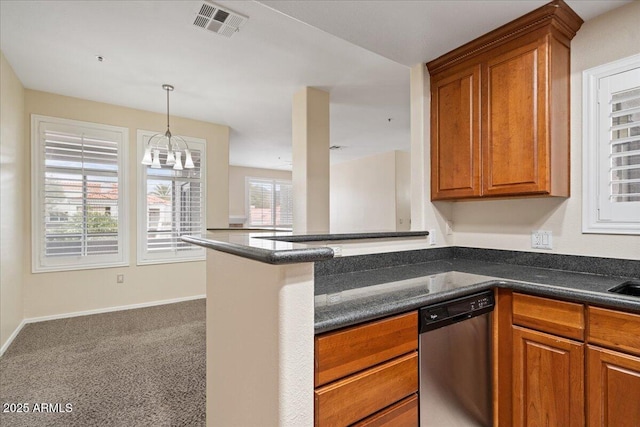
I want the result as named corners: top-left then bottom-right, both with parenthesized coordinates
top-left (315, 258), bottom-right (640, 333)
top-left (182, 230), bottom-right (429, 264)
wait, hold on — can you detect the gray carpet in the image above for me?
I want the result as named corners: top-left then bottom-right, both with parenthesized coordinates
top-left (0, 299), bottom-right (205, 427)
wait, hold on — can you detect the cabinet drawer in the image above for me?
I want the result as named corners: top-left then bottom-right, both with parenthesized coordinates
top-left (512, 293), bottom-right (584, 340)
top-left (315, 311), bottom-right (417, 387)
top-left (352, 394), bottom-right (418, 427)
top-left (315, 352), bottom-right (418, 427)
top-left (588, 306), bottom-right (640, 356)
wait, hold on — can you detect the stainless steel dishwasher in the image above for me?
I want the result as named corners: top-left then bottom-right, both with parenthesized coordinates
top-left (419, 290), bottom-right (494, 427)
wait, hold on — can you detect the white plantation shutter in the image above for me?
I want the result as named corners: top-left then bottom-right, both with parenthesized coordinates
top-left (276, 181), bottom-right (293, 226)
top-left (247, 178), bottom-right (293, 228)
top-left (584, 55), bottom-right (640, 234)
top-left (248, 179), bottom-right (274, 226)
top-left (598, 68), bottom-right (640, 223)
top-left (32, 116), bottom-right (128, 272)
top-left (137, 131), bottom-right (206, 264)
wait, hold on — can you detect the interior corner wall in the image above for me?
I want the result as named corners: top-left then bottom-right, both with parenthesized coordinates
top-left (1, 51), bottom-right (26, 352)
top-left (410, 63), bottom-right (453, 247)
top-left (447, 1), bottom-right (640, 259)
top-left (22, 90), bottom-right (230, 319)
top-left (395, 151), bottom-right (411, 231)
top-left (228, 165), bottom-right (292, 226)
top-left (330, 151), bottom-right (400, 233)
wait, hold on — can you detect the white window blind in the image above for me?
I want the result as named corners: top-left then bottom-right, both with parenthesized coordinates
top-left (583, 54), bottom-right (640, 234)
top-left (608, 87), bottom-right (640, 202)
top-left (247, 178), bottom-right (293, 228)
top-left (137, 131), bottom-right (206, 264)
top-left (31, 116), bottom-right (129, 272)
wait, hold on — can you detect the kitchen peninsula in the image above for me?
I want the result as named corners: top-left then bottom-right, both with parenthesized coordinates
top-left (183, 231), bottom-right (640, 427)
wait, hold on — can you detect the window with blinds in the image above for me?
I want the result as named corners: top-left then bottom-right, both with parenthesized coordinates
top-left (610, 87), bottom-right (640, 203)
top-left (31, 116), bottom-right (129, 272)
top-left (137, 131), bottom-right (206, 264)
top-left (583, 55), bottom-right (640, 234)
top-left (246, 178), bottom-right (293, 228)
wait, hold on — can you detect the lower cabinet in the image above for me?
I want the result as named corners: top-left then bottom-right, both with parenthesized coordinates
top-left (314, 311), bottom-right (418, 427)
top-left (587, 345), bottom-right (640, 427)
top-left (512, 326), bottom-right (584, 427)
top-left (352, 394), bottom-right (418, 427)
top-left (315, 352), bottom-right (418, 426)
top-left (498, 291), bottom-right (640, 427)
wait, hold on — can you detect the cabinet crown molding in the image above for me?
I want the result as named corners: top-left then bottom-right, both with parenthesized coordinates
top-left (426, 0), bottom-right (583, 75)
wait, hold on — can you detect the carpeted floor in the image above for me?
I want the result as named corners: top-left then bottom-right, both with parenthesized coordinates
top-left (0, 299), bottom-right (205, 427)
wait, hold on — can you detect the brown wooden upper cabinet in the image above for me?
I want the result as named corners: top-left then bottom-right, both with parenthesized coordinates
top-left (427, 0), bottom-right (583, 201)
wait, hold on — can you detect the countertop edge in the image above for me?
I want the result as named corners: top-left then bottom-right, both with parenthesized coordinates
top-left (314, 279), bottom-right (640, 334)
top-left (181, 235), bottom-right (334, 264)
top-left (258, 231), bottom-right (430, 242)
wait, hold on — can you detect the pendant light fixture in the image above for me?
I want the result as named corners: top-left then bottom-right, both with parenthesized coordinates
top-left (141, 84), bottom-right (194, 170)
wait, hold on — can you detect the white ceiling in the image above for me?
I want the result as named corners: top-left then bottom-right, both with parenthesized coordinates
top-left (0, 0), bottom-right (630, 170)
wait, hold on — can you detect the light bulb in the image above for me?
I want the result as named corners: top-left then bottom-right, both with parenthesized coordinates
top-left (166, 150), bottom-right (176, 166)
top-left (173, 151), bottom-right (183, 170)
top-left (151, 149), bottom-right (161, 169)
top-left (141, 147), bottom-right (153, 165)
top-left (184, 149), bottom-right (195, 169)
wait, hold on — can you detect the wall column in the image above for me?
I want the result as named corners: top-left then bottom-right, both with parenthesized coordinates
top-left (292, 87), bottom-right (330, 233)
top-left (410, 63), bottom-right (427, 231)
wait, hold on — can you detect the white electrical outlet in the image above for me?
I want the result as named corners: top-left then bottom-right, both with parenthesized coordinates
top-left (117, 274), bottom-right (124, 284)
top-left (428, 229), bottom-right (436, 245)
top-left (531, 230), bottom-right (553, 250)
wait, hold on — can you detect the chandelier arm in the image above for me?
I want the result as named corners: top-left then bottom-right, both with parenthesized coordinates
top-left (171, 135), bottom-right (189, 151)
top-left (146, 133), bottom-right (162, 149)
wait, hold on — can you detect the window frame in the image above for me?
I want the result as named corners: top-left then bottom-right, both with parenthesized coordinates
top-left (245, 177), bottom-right (293, 229)
top-left (583, 53), bottom-right (640, 235)
top-left (136, 129), bottom-right (207, 265)
top-left (31, 115), bottom-right (130, 273)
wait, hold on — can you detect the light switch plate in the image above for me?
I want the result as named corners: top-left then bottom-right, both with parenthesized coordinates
top-left (531, 230), bottom-right (553, 250)
top-left (428, 229), bottom-right (436, 245)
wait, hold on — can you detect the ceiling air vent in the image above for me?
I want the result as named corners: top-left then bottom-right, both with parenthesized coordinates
top-left (192, 1), bottom-right (248, 38)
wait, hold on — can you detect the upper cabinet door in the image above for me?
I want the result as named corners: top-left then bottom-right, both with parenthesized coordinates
top-left (426, 0), bottom-right (581, 201)
top-left (483, 39), bottom-right (549, 196)
top-left (431, 64), bottom-right (481, 200)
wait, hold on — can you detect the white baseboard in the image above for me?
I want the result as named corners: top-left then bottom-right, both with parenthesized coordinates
top-left (0, 294), bottom-right (206, 357)
top-left (24, 294), bottom-right (207, 324)
top-left (0, 319), bottom-right (27, 357)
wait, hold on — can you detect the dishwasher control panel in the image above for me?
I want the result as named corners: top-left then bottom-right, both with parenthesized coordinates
top-left (419, 290), bottom-right (495, 333)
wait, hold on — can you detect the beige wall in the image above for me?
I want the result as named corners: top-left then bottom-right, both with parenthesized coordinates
top-left (23, 90), bottom-right (229, 318)
top-left (229, 165), bottom-right (292, 225)
top-left (422, 2), bottom-right (640, 259)
top-left (330, 150), bottom-right (410, 233)
top-left (292, 87), bottom-right (330, 233)
top-left (1, 52), bottom-right (26, 352)
top-left (395, 150), bottom-right (411, 231)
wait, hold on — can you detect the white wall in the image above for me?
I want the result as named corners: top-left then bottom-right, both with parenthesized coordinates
top-left (411, 63), bottom-right (454, 246)
top-left (330, 150), bottom-right (410, 233)
top-left (229, 165), bottom-right (292, 226)
top-left (22, 90), bottom-right (229, 318)
top-left (1, 51), bottom-right (26, 352)
top-left (395, 151), bottom-right (411, 231)
top-left (420, 2), bottom-right (640, 260)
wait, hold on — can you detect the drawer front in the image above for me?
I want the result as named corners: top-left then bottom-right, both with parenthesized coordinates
top-left (588, 306), bottom-right (640, 356)
top-left (315, 352), bottom-right (418, 427)
top-left (352, 394), bottom-right (418, 427)
top-left (512, 293), bottom-right (584, 340)
top-left (315, 311), bottom-right (418, 387)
